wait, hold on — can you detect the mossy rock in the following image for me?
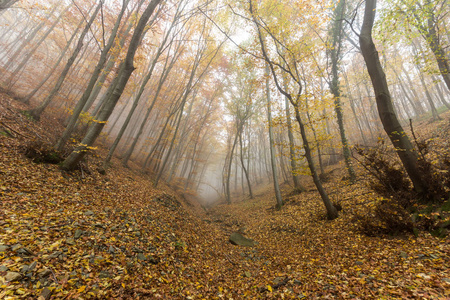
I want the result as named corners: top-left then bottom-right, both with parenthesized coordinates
top-left (229, 232), bottom-right (255, 247)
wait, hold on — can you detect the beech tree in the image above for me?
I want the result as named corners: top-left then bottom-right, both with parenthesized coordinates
top-left (359, 0), bottom-right (429, 195)
top-left (248, 0), bottom-right (338, 219)
top-left (382, 0), bottom-right (450, 91)
top-left (61, 0), bottom-right (164, 171)
top-left (0, 0), bottom-right (17, 10)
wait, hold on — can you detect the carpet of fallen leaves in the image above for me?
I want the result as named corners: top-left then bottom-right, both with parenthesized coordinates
top-left (0, 93), bottom-right (449, 299)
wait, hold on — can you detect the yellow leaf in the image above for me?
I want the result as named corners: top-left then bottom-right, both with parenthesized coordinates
top-left (267, 285), bottom-right (273, 292)
top-left (121, 283), bottom-right (125, 288)
top-left (77, 285), bottom-right (86, 293)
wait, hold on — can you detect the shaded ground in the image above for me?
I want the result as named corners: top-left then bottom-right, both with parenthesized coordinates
top-left (0, 93), bottom-right (449, 299)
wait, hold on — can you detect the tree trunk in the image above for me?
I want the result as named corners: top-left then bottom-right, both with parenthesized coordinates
top-left (283, 81), bottom-right (304, 191)
top-left (359, 0), bottom-right (427, 195)
top-left (23, 18), bottom-right (84, 104)
top-left (54, 0), bottom-right (129, 152)
top-left (8, 4), bottom-right (71, 87)
top-left (239, 129), bottom-right (253, 198)
top-left (0, 0), bottom-right (17, 10)
top-left (265, 64), bottom-right (283, 209)
top-left (61, 0), bottom-right (163, 170)
top-left (28, 2), bottom-right (102, 120)
top-left (328, 0), bottom-right (356, 183)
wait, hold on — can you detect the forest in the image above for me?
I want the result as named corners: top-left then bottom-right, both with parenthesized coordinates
top-left (0, 0), bottom-right (449, 298)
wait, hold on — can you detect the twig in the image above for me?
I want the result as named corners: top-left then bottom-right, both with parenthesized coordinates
top-left (50, 268), bottom-right (59, 284)
top-left (0, 121), bottom-right (23, 137)
top-left (409, 118), bottom-right (426, 160)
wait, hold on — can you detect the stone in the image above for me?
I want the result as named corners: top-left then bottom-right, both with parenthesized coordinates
top-left (39, 269), bottom-right (52, 278)
top-left (0, 265), bottom-right (8, 272)
top-left (355, 261), bottom-right (363, 265)
top-left (12, 243), bottom-right (22, 251)
top-left (400, 251), bottom-right (408, 259)
top-left (109, 246), bottom-right (115, 254)
top-left (39, 287), bottom-right (53, 300)
top-left (443, 278), bottom-right (450, 284)
top-left (244, 271), bottom-right (251, 278)
top-left (229, 232), bottom-right (256, 247)
top-left (17, 247), bottom-right (34, 256)
top-left (0, 245), bottom-right (9, 252)
top-left (66, 238), bottom-right (75, 245)
top-left (137, 253), bottom-right (146, 261)
top-left (57, 209), bottom-right (64, 213)
top-left (21, 265), bottom-right (29, 273)
top-left (74, 229), bottom-right (83, 239)
top-left (6, 271), bottom-right (22, 282)
top-left (28, 261), bottom-right (37, 272)
top-left (48, 251), bottom-right (62, 259)
top-left (84, 210), bottom-right (94, 216)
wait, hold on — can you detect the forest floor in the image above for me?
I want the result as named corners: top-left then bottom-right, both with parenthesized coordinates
top-left (0, 92), bottom-right (449, 299)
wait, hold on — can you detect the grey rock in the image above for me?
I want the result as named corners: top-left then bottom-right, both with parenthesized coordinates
top-left (400, 251), bottom-right (408, 258)
top-left (5, 271), bottom-right (22, 282)
top-left (17, 247), bottom-right (34, 256)
top-left (355, 261), bottom-right (363, 265)
top-left (229, 232), bottom-right (255, 247)
top-left (74, 229), bottom-right (83, 239)
top-left (109, 246), bottom-right (115, 254)
top-left (84, 210), bottom-right (94, 216)
top-left (443, 278), bottom-right (450, 284)
top-left (0, 265), bottom-right (8, 272)
top-left (0, 245), bottom-right (9, 252)
top-left (94, 223), bottom-right (106, 229)
top-left (57, 209), bottom-right (64, 213)
top-left (11, 243), bottom-right (22, 251)
top-left (28, 261), bottom-right (37, 272)
top-left (137, 253), bottom-right (146, 261)
top-left (21, 264), bottom-right (29, 273)
top-left (48, 251), bottom-right (62, 259)
top-left (66, 238), bottom-right (75, 245)
top-left (135, 231), bottom-right (141, 237)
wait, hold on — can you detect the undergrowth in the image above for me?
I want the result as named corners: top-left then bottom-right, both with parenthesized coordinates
top-left (353, 132), bottom-right (450, 237)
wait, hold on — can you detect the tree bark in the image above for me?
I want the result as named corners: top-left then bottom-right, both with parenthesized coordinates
top-left (28, 2), bottom-right (102, 120)
top-left (328, 0), bottom-right (356, 183)
top-left (359, 0), bottom-right (428, 195)
top-left (61, 0), bottom-right (163, 171)
top-left (265, 64), bottom-right (283, 209)
top-left (55, 0), bottom-right (129, 152)
top-left (0, 0), bottom-right (17, 10)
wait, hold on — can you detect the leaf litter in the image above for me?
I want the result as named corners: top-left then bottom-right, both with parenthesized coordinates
top-left (0, 93), bottom-right (449, 299)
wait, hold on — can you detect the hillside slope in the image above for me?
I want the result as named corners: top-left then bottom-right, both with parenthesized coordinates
top-left (0, 93), bottom-right (449, 299)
